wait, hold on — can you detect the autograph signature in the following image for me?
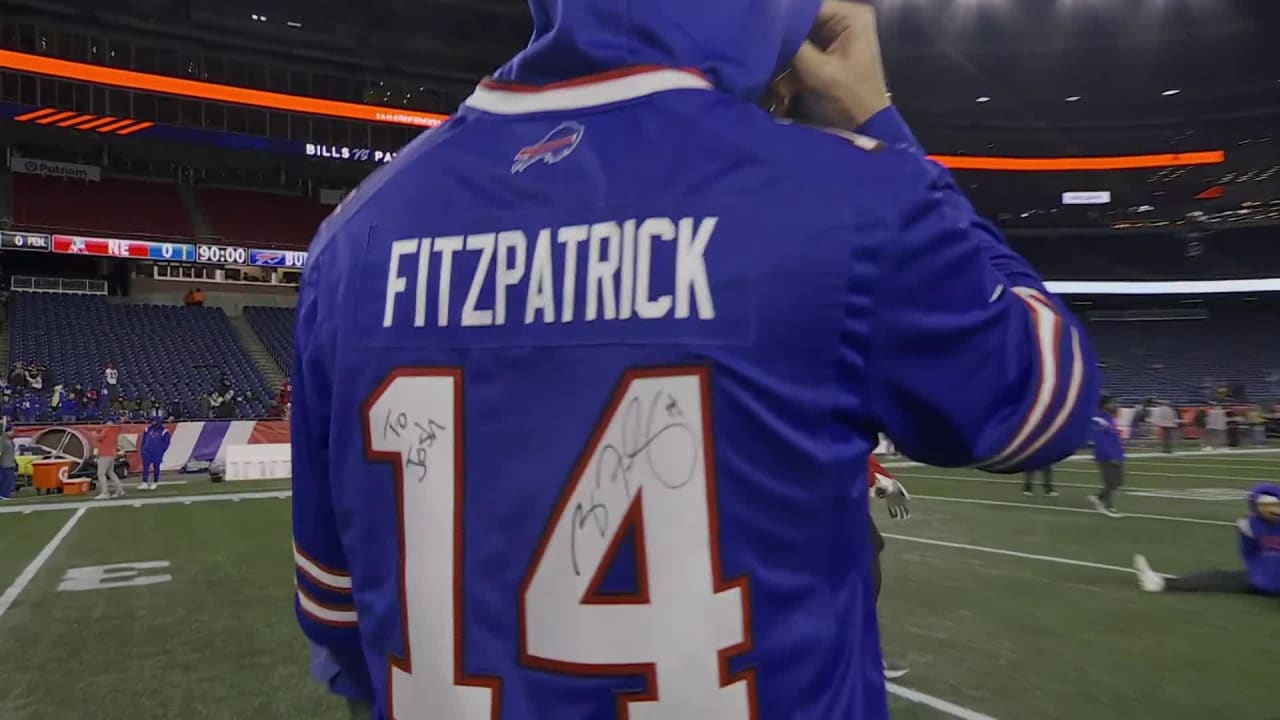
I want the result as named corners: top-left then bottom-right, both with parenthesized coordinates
top-left (382, 408), bottom-right (446, 484)
top-left (569, 388), bottom-right (699, 576)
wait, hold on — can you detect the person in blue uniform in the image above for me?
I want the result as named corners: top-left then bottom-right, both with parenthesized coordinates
top-left (139, 417), bottom-right (170, 491)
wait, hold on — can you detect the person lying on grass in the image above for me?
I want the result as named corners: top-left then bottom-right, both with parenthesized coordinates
top-left (1134, 483), bottom-right (1280, 596)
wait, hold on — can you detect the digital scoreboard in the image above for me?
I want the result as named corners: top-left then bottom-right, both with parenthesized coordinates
top-left (51, 234), bottom-right (196, 262)
top-left (6, 231), bottom-right (303, 268)
top-left (0, 231), bottom-right (52, 252)
top-left (196, 244), bottom-right (250, 265)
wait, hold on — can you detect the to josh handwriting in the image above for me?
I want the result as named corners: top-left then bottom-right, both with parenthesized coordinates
top-left (382, 408), bottom-right (446, 483)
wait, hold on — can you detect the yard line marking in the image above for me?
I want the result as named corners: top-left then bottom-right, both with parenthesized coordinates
top-left (883, 447), bottom-right (1280, 471)
top-left (910, 493), bottom-right (1235, 527)
top-left (886, 682), bottom-right (999, 720)
top-left (1043, 466), bottom-right (1265, 481)
top-left (0, 490), bottom-right (292, 514)
top-left (901, 472), bottom-right (1097, 490)
top-left (902, 472), bottom-right (1256, 494)
top-left (882, 533), bottom-right (1169, 577)
top-left (0, 507), bottom-right (86, 619)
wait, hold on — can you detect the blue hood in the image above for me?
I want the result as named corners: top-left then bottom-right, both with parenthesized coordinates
top-left (1250, 483), bottom-right (1280, 513)
top-left (493, 0), bottom-right (824, 100)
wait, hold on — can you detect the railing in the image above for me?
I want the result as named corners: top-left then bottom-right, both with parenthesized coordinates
top-left (9, 275), bottom-right (108, 295)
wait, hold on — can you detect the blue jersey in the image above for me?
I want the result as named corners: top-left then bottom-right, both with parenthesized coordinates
top-left (1242, 484), bottom-right (1280, 595)
top-left (1092, 413), bottom-right (1124, 462)
top-left (290, 1), bottom-right (1100, 718)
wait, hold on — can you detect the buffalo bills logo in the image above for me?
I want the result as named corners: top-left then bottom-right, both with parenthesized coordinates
top-left (511, 122), bottom-right (585, 174)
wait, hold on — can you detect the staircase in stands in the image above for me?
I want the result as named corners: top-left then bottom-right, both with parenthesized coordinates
top-left (0, 171), bottom-right (13, 223)
top-left (229, 315), bottom-right (285, 389)
top-left (178, 184), bottom-right (215, 238)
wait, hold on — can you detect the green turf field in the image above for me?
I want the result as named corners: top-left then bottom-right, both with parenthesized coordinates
top-left (0, 452), bottom-right (1276, 720)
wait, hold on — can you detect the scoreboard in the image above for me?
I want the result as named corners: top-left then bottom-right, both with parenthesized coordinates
top-left (2, 231), bottom-right (306, 269)
top-left (0, 231), bottom-right (52, 252)
top-left (52, 234), bottom-right (197, 262)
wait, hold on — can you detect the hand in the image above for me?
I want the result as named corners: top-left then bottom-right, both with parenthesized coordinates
top-left (874, 473), bottom-right (911, 520)
top-left (790, 0), bottom-right (891, 129)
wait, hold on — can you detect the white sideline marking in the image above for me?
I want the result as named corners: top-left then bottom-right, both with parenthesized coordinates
top-left (882, 533), bottom-right (1169, 577)
top-left (1045, 466), bottom-right (1263, 481)
top-left (903, 471), bottom-right (1255, 495)
top-left (887, 682), bottom-right (999, 720)
top-left (904, 472), bottom-right (1098, 490)
top-left (910, 493), bottom-right (1235, 527)
top-left (883, 447), bottom-right (1280, 472)
top-left (0, 507), bottom-right (87, 619)
top-left (0, 491), bottom-right (291, 514)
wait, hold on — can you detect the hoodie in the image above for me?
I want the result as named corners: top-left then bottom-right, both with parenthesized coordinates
top-left (492, 0), bottom-right (822, 100)
top-left (292, 1), bottom-right (1100, 718)
top-left (141, 420), bottom-right (171, 459)
top-left (1241, 484), bottom-right (1280, 595)
top-left (1092, 412), bottom-right (1124, 462)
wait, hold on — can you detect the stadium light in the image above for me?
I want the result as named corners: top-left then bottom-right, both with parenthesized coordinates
top-left (286, 21), bottom-right (303, 28)
top-left (1065, 96), bottom-right (1082, 103)
top-left (976, 96), bottom-right (992, 103)
top-left (1162, 89), bottom-right (1182, 96)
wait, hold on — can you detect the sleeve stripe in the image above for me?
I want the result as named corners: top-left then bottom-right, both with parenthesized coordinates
top-left (297, 586), bottom-right (359, 626)
top-left (1002, 326), bottom-right (1085, 470)
top-left (294, 542), bottom-right (353, 591)
top-left (979, 287), bottom-right (1062, 470)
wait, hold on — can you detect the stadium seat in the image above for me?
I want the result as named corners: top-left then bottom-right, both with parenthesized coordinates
top-left (6, 294), bottom-right (273, 421)
top-left (198, 187), bottom-right (332, 248)
top-left (1088, 316), bottom-right (1280, 402)
top-left (243, 306), bottom-right (297, 374)
top-left (12, 175), bottom-right (194, 238)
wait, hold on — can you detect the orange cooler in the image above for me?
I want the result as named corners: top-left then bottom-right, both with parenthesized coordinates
top-left (31, 459), bottom-right (76, 492)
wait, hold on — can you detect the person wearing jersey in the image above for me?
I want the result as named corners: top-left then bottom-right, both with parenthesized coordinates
top-left (1089, 395), bottom-right (1125, 518)
top-left (868, 455), bottom-right (909, 679)
top-left (290, 1), bottom-right (1100, 718)
top-left (1134, 484), bottom-right (1280, 596)
top-left (139, 417), bottom-right (170, 491)
top-left (92, 417), bottom-right (124, 499)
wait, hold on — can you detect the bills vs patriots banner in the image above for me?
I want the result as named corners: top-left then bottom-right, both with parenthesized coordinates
top-left (14, 420), bottom-right (289, 474)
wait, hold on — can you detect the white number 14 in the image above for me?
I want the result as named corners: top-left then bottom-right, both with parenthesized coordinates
top-left (364, 368), bottom-right (753, 719)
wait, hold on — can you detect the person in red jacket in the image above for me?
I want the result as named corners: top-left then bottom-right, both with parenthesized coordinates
top-left (91, 417), bottom-right (124, 499)
top-left (868, 455), bottom-right (911, 678)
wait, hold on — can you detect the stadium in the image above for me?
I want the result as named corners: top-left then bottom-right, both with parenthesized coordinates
top-left (0, 0), bottom-right (1278, 718)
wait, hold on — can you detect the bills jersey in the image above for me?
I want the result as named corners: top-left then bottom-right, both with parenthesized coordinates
top-left (290, 1), bottom-right (1100, 718)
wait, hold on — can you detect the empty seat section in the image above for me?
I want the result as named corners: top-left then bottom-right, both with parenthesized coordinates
top-left (7, 294), bottom-right (272, 421)
top-left (199, 188), bottom-right (331, 248)
top-left (12, 175), bottom-right (193, 237)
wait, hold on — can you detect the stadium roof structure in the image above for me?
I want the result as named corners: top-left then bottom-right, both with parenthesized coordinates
top-left (5, 0), bottom-right (1276, 125)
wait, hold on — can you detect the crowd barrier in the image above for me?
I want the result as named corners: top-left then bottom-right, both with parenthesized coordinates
top-left (13, 419), bottom-right (290, 473)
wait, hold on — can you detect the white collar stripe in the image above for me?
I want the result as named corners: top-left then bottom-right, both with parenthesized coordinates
top-left (464, 69), bottom-right (713, 115)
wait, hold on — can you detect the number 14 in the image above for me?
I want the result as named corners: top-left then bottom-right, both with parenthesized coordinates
top-left (363, 367), bottom-right (755, 719)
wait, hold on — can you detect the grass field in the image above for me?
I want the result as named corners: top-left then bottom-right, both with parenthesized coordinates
top-left (0, 451), bottom-right (1276, 720)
